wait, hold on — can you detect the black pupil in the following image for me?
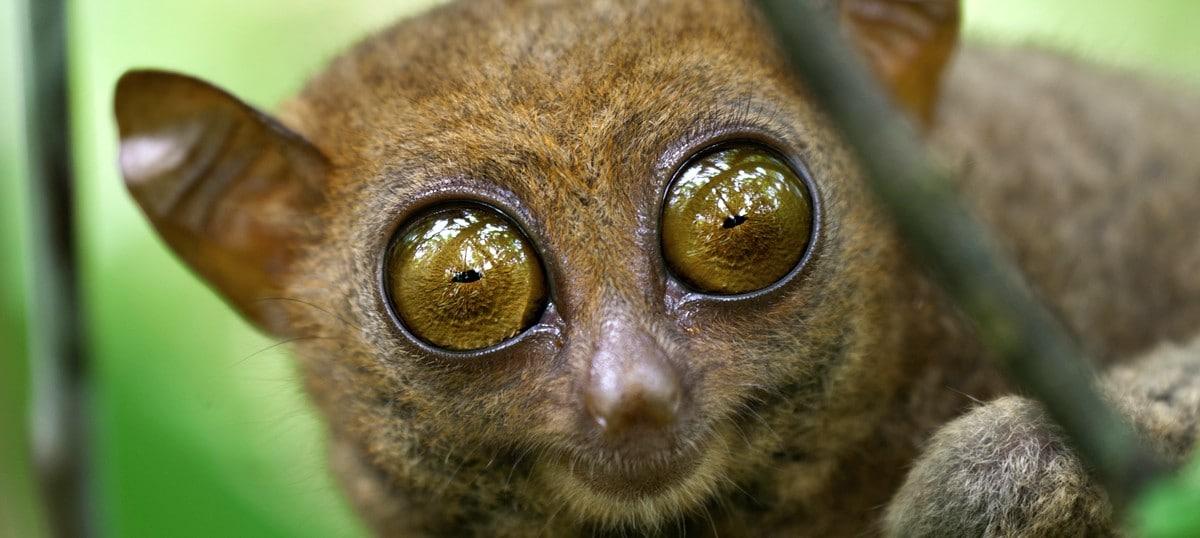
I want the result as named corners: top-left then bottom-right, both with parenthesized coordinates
top-left (722, 214), bottom-right (748, 229)
top-left (451, 269), bottom-right (482, 283)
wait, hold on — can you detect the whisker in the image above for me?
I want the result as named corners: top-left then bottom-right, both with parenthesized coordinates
top-left (540, 500), bottom-right (568, 537)
top-left (505, 444), bottom-right (536, 490)
top-left (255, 296), bottom-right (365, 331)
top-left (438, 443), bottom-right (481, 497)
top-left (947, 385), bottom-right (986, 405)
top-left (462, 447), bottom-right (502, 490)
top-left (231, 334), bottom-right (334, 367)
top-left (719, 475), bottom-right (757, 506)
top-left (702, 504), bottom-right (719, 538)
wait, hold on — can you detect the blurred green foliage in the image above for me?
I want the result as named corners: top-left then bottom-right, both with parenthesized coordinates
top-left (1137, 458), bottom-right (1200, 538)
top-left (68, 2), bottom-right (441, 536)
top-left (0, 1), bottom-right (1196, 537)
top-left (966, 0), bottom-right (1200, 81)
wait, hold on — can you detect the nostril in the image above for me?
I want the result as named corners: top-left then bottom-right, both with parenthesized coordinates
top-left (585, 350), bottom-right (683, 436)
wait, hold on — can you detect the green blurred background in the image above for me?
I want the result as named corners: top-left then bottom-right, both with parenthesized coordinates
top-left (1, 1), bottom-right (1197, 537)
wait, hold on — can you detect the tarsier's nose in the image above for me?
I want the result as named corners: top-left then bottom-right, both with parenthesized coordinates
top-left (584, 320), bottom-right (683, 437)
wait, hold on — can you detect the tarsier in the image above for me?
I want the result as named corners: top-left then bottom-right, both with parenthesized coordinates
top-left (113, 0), bottom-right (1200, 535)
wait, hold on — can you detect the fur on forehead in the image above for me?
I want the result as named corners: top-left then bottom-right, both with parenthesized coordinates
top-left (283, 0), bottom-right (804, 188)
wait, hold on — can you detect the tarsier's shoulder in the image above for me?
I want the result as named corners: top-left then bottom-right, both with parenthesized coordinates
top-left (936, 45), bottom-right (1200, 151)
top-left (936, 44), bottom-right (1200, 192)
top-left (933, 45), bottom-right (1200, 359)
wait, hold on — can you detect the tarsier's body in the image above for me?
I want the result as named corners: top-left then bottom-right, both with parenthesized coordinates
top-left (114, 0), bottom-right (1200, 535)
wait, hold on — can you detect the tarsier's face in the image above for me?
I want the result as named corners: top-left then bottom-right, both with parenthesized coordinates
top-left (116, 0), bottom-right (957, 530)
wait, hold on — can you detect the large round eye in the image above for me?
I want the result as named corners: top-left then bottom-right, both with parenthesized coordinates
top-left (386, 204), bottom-right (547, 351)
top-left (661, 144), bottom-right (814, 295)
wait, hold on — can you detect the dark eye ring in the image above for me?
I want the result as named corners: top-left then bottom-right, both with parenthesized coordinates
top-left (660, 142), bottom-right (815, 296)
top-left (384, 203), bottom-right (548, 351)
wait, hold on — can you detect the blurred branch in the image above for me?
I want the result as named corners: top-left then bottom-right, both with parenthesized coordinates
top-left (18, 0), bottom-right (90, 535)
top-left (751, 0), bottom-right (1166, 510)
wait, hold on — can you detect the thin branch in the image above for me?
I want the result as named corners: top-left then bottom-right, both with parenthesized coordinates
top-left (752, 0), bottom-right (1166, 509)
top-left (19, 0), bottom-right (89, 534)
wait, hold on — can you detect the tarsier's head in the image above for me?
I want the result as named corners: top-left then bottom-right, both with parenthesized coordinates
top-left (115, 0), bottom-right (958, 532)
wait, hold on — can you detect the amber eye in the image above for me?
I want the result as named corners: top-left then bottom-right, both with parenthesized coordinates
top-left (386, 205), bottom-right (547, 351)
top-left (661, 144), bottom-right (814, 295)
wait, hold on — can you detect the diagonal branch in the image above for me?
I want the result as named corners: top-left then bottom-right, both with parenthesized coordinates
top-left (751, 0), bottom-right (1167, 511)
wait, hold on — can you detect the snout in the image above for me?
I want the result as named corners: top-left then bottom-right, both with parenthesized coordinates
top-left (586, 331), bottom-right (681, 430)
top-left (573, 314), bottom-right (699, 496)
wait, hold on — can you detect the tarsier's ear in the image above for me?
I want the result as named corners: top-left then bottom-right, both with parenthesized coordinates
top-left (114, 70), bottom-right (328, 337)
top-left (839, 0), bottom-right (960, 125)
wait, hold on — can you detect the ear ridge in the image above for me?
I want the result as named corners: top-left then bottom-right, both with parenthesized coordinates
top-left (840, 0), bottom-right (960, 125)
top-left (115, 70), bottom-right (329, 336)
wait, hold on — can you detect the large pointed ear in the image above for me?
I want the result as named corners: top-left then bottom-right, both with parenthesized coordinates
top-left (839, 0), bottom-right (960, 125)
top-left (114, 70), bottom-right (328, 337)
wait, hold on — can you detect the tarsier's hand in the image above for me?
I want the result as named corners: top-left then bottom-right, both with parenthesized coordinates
top-left (885, 337), bottom-right (1200, 538)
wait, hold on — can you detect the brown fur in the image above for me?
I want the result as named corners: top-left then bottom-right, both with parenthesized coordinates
top-left (886, 47), bottom-right (1200, 538)
top-left (116, 0), bottom-right (1200, 536)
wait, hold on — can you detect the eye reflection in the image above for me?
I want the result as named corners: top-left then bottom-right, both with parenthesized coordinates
top-left (387, 205), bottom-right (546, 351)
top-left (661, 144), bottom-right (813, 295)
